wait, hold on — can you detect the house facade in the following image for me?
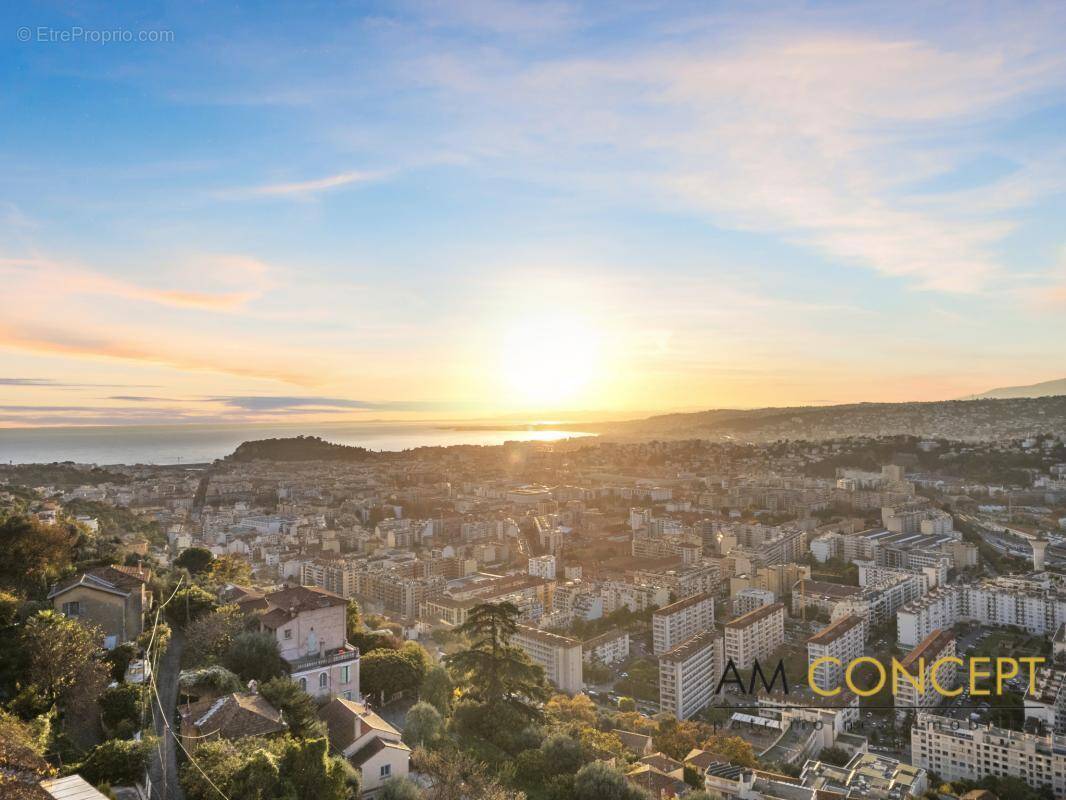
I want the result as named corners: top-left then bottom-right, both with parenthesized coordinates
top-left (319, 696), bottom-right (412, 796)
top-left (258, 585), bottom-right (360, 699)
top-left (48, 565), bottom-right (152, 649)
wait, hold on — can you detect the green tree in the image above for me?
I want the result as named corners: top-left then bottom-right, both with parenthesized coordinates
top-left (445, 602), bottom-right (550, 720)
top-left (362, 648), bottom-right (427, 701)
top-left (0, 515), bottom-right (78, 597)
top-left (572, 761), bottom-right (649, 800)
top-left (378, 776), bottom-right (424, 800)
top-left (181, 736), bottom-right (352, 800)
top-left (21, 610), bottom-right (107, 708)
top-left (165, 585), bottom-right (218, 628)
top-left (182, 604), bottom-right (246, 667)
top-left (223, 631), bottom-right (285, 683)
top-left (99, 683), bottom-right (144, 732)
top-left (178, 665), bottom-right (244, 700)
top-left (104, 642), bottom-right (138, 682)
top-left (403, 701), bottom-right (443, 748)
top-left (207, 554), bottom-right (252, 586)
top-left (0, 589), bottom-right (20, 626)
top-left (701, 734), bottom-right (758, 768)
top-left (421, 664), bottom-right (454, 714)
top-left (74, 737), bottom-right (154, 786)
top-left (174, 546), bottom-right (214, 575)
top-left (346, 598), bottom-right (362, 639)
top-left (259, 677), bottom-right (324, 739)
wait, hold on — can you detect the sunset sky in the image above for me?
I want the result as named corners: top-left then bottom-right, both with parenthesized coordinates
top-left (2, 1), bottom-right (1066, 427)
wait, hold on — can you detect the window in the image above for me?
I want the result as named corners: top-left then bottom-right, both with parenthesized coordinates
top-left (380, 765), bottom-right (391, 779)
top-left (284, 628), bottom-right (292, 640)
top-left (319, 673), bottom-right (328, 689)
top-left (299, 677), bottom-right (307, 691)
top-left (343, 691), bottom-right (352, 700)
top-left (62, 601), bottom-right (80, 617)
top-left (341, 666), bottom-right (350, 684)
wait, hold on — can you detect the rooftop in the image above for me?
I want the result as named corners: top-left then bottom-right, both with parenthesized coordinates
top-left (725, 602), bottom-right (785, 630)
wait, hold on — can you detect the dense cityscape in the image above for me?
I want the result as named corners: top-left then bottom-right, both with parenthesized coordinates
top-left (3, 417), bottom-right (1066, 800)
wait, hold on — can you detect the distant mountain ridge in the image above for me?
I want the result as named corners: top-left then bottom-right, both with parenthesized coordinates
top-left (969, 377), bottom-right (1066, 400)
top-left (584, 395), bottom-right (1066, 442)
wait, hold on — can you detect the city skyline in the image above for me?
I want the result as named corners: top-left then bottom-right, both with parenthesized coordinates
top-left (3, 1), bottom-right (1066, 427)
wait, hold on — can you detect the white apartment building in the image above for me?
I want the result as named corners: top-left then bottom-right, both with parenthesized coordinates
top-left (897, 587), bottom-right (959, 648)
top-left (733, 587), bottom-right (776, 617)
top-left (659, 630), bottom-right (724, 720)
top-left (898, 577), bottom-right (1066, 647)
top-left (1026, 667), bottom-right (1066, 735)
top-left (724, 602), bottom-right (785, 670)
top-left (911, 713), bottom-right (1066, 797)
top-left (582, 629), bottom-right (630, 666)
top-left (527, 554), bottom-right (557, 580)
top-left (894, 629), bottom-right (956, 718)
top-left (603, 581), bottom-right (670, 614)
top-left (512, 624), bottom-right (583, 694)
top-left (653, 592), bottom-right (716, 655)
top-left (806, 614), bottom-right (866, 693)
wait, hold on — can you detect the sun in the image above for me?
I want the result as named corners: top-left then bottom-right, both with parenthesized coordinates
top-left (500, 314), bottom-right (603, 408)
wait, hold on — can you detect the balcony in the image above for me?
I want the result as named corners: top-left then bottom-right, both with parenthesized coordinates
top-left (285, 643), bottom-right (360, 674)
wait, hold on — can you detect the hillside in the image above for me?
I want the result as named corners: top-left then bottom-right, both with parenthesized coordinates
top-left (971, 377), bottom-right (1066, 400)
top-left (588, 396), bottom-right (1066, 443)
top-left (226, 435), bottom-right (375, 462)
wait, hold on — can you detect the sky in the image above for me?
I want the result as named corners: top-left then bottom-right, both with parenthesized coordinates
top-left (1, 0), bottom-right (1065, 428)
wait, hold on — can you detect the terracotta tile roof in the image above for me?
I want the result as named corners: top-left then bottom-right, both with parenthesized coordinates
top-left (318, 696), bottom-right (399, 753)
top-left (258, 585), bottom-right (346, 626)
top-left (182, 692), bottom-right (286, 740)
top-left (613, 729), bottom-right (654, 756)
top-left (348, 736), bottom-right (411, 769)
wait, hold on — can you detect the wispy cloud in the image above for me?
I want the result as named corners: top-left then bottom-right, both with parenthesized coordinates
top-left (228, 170), bottom-right (382, 199)
top-left (1, 377), bottom-right (161, 388)
top-left (0, 255), bottom-right (275, 312)
top-left (207, 395), bottom-right (456, 413)
top-left (401, 12), bottom-right (1066, 294)
top-left (0, 324), bottom-right (315, 386)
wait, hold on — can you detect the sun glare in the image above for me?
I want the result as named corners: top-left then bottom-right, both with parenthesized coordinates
top-left (501, 315), bottom-right (603, 407)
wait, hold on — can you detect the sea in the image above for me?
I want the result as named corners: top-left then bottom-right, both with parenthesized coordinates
top-left (0, 421), bottom-right (595, 466)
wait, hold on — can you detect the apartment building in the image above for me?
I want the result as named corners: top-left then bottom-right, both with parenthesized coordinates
top-left (799, 752), bottom-right (928, 799)
top-left (806, 614), bottom-right (865, 693)
top-left (911, 713), bottom-right (1066, 797)
top-left (528, 555), bottom-right (557, 580)
top-left (301, 558), bottom-right (358, 598)
top-left (898, 576), bottom-right (1066, 647)
top-left (1026, 667), bottom-right (1066, 735)
top-left (630, 563), bottom-right (720, 599)
top-left (653, 592), bottom-right (716, 655)
top-left (733, 588), bottom-right (776, 617)
top-left (512, 624), bottom-right (583, 694)
top-left (724, 602), bottom-right (785, 670)
top-left (894, 629), bottom-right (956, 717)
top-left (603, 580), bottom-right (671, 614)
top-left (582, 629), bottom-right (630, 665)
top-left (897, 587), bottom-right (959, 647)
top-left (791, 580), bottom-right (862, 619)
top-left (658, 630), bottom-right (723, 720)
